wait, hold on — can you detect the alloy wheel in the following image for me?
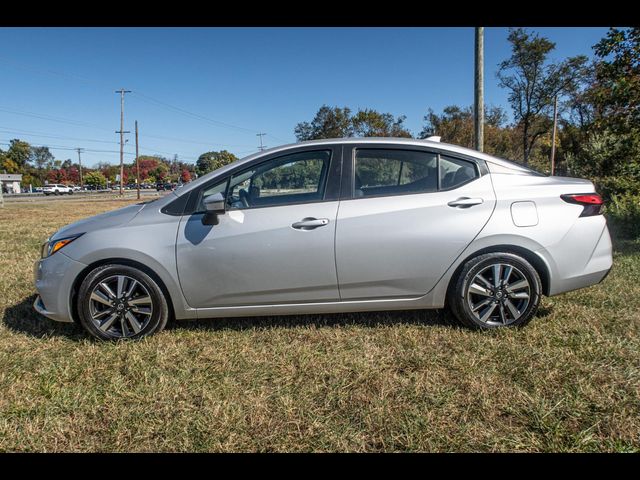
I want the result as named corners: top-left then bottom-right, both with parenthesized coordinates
top-left (88, 274), bottom-right (154, 338)
top-left (466, 263), bottom-right (531, 326)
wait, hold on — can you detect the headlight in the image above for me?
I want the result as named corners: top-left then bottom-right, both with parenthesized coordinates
top-left (41, 233), bottom-right (84, 259)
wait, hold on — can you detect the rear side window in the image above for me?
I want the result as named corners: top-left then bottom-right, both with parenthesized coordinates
top-left (354, 149), bottom-right (438, 197)
top-left (439, 156), bottom-right (479, 190)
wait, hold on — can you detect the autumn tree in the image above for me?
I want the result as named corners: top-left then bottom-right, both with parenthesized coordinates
top-left (351, 109), bottom-right (412, 138)
top-left (84, 171), bottom-right (107, 188)
top-left (196, 150), bottom-right (238, 176)
top-left (30, 146), bottom-right (55, 183)
top-left (6, 139), bottom-right (31, 169)
top-left (419, 105), bottom-right (517, 159)
top-left (294, 106), bottom-right (354, 141)
top-left (497, 28), bottom-right (588, 165)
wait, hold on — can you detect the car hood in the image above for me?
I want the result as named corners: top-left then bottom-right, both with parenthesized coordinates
top-left (50, 203), bottom-right (146, 241)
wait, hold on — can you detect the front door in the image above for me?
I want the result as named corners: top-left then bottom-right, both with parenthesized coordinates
top-left (176, 148), bottom-right (341, 308)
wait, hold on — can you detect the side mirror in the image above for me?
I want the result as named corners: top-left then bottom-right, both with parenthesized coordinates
top-left (202, 192), bottom-right (226, 225)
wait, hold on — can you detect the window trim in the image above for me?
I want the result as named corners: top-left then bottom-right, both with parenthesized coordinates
top-left (341, 144), bottom-right (486, 201)
top-left (180, 145), bottom-right (342, 215)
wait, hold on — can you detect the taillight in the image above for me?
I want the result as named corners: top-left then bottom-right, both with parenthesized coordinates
top-left (561, 193), bottom-right (604, 217)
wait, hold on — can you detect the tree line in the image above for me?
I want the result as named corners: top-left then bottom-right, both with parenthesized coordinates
top-left (0, 140), bottom-right (241, 189)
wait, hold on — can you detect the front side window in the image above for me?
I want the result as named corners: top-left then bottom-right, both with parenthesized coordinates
top-left (227, 150), bottom-right (331, 209)
top-left (354, 149), bottom-right (438, 197)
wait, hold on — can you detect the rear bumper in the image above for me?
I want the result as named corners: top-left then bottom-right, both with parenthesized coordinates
top-left (545, 218), bottom-right (613, 296)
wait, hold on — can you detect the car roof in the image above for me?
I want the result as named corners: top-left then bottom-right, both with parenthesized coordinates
top-left (174, 137), bottom-right (536, 198)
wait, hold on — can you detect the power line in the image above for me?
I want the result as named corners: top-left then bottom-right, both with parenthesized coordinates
top-left (0, 126), bottom-right (254, 151)
top-left (0, 139), bottom-right (199, 163)
top-left (0, 140), bottom-right (122, 155)
top-left (131, 91), bottom-right (261, 134)
top-left (0, 55), bottom-right (113, 92)
top-left (0, 126), bottom-right (119, 145)
top-left (0, 52), bottom-right (294, 145)
top-left (0, 106), bottom-right (113, 132)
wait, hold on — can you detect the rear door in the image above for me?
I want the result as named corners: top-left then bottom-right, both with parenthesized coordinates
top-left (335, 144), bottom-right (496, 300)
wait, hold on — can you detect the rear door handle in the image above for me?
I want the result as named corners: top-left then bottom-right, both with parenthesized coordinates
top-left (447, 197), bottom-right (484, 208)
top-left (291, 217), bottom-right (330, 230)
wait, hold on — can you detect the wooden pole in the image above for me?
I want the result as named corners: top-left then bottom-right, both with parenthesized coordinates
top-left (474, 27), bottom-right (484, 152)
top-left (550, 95), bottom-right (558, 176)
top-left (76, 148), bottom-right (83, 188)
top-left (135, 120), bottom-right (140, 200)
top-left (115, 88), bottom-right (131, 196)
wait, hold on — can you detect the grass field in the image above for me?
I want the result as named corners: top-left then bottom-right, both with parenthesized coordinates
top-left (0, 198), bottom-right (638, 452)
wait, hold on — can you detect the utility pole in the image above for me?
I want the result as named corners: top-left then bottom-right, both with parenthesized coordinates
top-left (115, 88), bottom-right (131, 196)
top-left (550, 95), bottom-right (558, 176)
top-left (474, 27), bottom-right (484, 153)
top-left (257, 133), bottom-right (267, 152)
top-left (76, 148), bottom-right (84, 189)
top-left (135, 120), bottom-right (140, 200)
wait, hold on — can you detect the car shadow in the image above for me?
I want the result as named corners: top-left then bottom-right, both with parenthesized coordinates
top-left (2, 295), bottom-right (86, 340)
top-left (2, 294), bottom-right (459, 340)
top-left (169, 308), bottom-right (458, 333)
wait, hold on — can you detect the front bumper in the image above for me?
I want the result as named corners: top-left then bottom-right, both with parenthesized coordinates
top-left (33, 251), bottom-right (87, 323)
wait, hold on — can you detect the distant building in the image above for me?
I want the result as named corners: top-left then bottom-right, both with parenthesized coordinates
top-left (0, 173), bottom-right (22, 194)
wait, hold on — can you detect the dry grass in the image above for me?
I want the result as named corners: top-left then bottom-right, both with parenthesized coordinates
top-left (0, 199), bottom-right (638, 452)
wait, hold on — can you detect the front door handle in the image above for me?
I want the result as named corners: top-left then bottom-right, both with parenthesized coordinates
top-left (292, 217), bottom-right (330, 230)
top-left (447, 197), bottom-right (484, 208)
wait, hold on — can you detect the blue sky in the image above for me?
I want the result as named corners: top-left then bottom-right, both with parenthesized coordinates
top-left (0, 27), bottom-right (609, 168)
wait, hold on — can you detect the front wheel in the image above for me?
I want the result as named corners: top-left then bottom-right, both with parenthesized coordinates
top-left (77, 264), bottom-right (169, 340)
top-left (447, 253), bottom-right (542, 329)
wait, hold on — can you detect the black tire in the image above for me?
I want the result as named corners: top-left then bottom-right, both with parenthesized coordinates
top-left (447, 252), bottom-right (542, 329)
top-left (77, 264), bottom-right (169, 340)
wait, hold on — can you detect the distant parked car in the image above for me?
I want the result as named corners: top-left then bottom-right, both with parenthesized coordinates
top-left (42, 184), bottom-right (73, 196)
top-left (156, 182), bottom-right (174, 191)
top-left (71, 185), bottom-right (82, 191)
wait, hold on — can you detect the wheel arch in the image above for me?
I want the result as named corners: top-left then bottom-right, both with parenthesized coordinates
top-left (69, 258), bottom-right (176, 324)
top-left (445, 244), bottom-right (551, 300)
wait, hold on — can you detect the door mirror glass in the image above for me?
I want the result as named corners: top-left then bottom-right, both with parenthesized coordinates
top-left (202, 192), bottom-right (226, 225)
top-left (204, 192), bottom-right (226, 214)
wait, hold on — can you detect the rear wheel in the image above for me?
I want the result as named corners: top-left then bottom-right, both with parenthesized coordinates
top-left (448, 252), bottom-right (541, 329)
top-left (77, 264), bottom-right (169, 340)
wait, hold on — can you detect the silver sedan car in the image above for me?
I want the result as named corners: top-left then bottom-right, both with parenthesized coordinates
top-left (34, 138), bottom-right (613, 339)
